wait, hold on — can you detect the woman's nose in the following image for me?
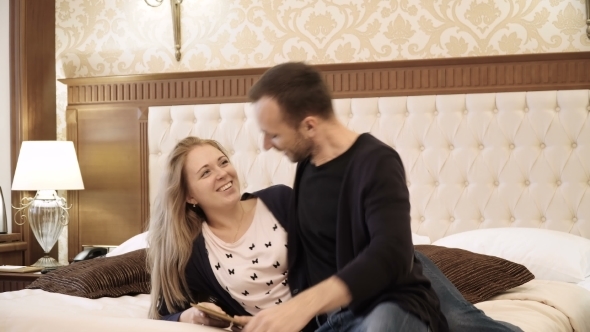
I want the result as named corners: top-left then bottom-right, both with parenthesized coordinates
top-left (216, 168), bottom-right (228, 179)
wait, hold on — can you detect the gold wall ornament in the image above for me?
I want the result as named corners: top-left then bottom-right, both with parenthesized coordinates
top-left (145, 0), bottom-right (183, 61)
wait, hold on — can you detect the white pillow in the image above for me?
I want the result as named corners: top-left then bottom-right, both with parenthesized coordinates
top-left (412, 233), bottom-right (431, 245)
top-left (106, 231), bottom-right (149, 257)
top-left (432, 228), bottom-right (590, 283)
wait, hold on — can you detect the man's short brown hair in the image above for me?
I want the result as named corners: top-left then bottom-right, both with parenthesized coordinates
top-left (248, 62), bottom-right (333, 127)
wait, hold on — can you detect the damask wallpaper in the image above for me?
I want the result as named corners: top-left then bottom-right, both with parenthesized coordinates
top-left (55, 0), bottom-right (590, 138)
top-left (55, 0), bottom-right (590, 262)
top-left (55, 0), bottom-right (590, 136)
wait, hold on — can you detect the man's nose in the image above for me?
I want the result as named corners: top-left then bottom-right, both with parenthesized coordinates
top-left (263, 136), bottom-right (273, 151)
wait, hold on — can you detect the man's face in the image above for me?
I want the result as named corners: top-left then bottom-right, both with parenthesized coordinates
top-left (253, 96), bottom-right (313, 163)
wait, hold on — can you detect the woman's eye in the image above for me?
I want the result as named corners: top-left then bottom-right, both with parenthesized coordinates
top-left (201, 169), bottom-right (210, 178)
top-left (221, 159), bottom-right (229, 165)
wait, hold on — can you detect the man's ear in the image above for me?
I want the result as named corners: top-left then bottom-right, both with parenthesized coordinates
top-left (300, 116), bottom-right (317, 136)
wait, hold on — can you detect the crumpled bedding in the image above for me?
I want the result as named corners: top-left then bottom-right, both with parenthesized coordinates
top-left (1, 279), bottom-right (589, 332)
top-left (475, 279), bottom-right (590, 332)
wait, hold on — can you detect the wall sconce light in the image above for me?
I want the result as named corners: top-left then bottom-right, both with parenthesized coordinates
top-left (12, 141), bottom-right (84, 268)
top-left (145, 0), bottom-right (183, 61)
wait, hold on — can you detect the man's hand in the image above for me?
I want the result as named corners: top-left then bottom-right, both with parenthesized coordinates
top-left (236, 300), bottom-right (313, 332)
top-left (236, 276), bottom-right (351, 332)
top-left (179, 302), bottom-right (230, 328)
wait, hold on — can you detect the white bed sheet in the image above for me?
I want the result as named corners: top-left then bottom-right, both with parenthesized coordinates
top-left (577, 277), bottom-right (590, 293)
top-left (0, 289), bottom-right (219, 332)
top-left (1, 279), bottom-right (589, 332)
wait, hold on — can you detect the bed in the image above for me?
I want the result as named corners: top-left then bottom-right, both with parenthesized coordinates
top-left (2, 53), bottom-right (590, 331)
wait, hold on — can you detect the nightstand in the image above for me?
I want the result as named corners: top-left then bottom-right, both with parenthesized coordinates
top-left (0, 272), bottom-right (41, 292)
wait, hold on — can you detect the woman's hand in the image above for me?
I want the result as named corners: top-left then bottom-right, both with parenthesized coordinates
top-left (179, 302), bottom-right (231, 328)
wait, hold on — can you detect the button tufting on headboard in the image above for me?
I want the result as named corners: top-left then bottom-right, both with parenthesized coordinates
top-left (149, 90), bottom-right (590, 242)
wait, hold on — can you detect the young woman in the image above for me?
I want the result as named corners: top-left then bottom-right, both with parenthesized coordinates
top-left (147, 136), bottom-right (294, 329)
top-left (147, 136), bottom-right (520, 332)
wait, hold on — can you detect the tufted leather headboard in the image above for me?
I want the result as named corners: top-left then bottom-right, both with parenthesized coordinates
top-left (148, 90), bottom-right (590, 242)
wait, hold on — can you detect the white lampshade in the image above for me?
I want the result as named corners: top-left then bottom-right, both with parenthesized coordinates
top-left (12, 141), bottom-right (85, 191)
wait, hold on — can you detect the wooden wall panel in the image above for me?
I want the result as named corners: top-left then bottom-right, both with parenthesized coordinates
top-left (69, 106), bottom-right (145, 254)
top-left (59, 52), bottom-right (590, 261)
top-left (8, 0), bottom-right (56, 265)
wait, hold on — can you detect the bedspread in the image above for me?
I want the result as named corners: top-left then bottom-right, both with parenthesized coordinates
top-left (475, 280), bottom-right (590, 332)
top-left (1, 279), bottom-right (589, 332)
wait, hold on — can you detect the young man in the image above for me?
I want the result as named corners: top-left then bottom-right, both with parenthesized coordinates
top-left (236, 62), bottom-right (520, 332)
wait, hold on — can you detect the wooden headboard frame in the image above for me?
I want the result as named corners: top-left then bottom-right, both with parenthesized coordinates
top-left (59, 52), bottom-right (590, 262)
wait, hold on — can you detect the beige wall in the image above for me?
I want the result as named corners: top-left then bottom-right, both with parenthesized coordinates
top-left (55, 0), bottom-right (590, 135)
top-left (1, 0), bottom-right (11, 232)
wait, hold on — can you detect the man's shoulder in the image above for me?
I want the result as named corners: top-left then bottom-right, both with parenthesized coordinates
top-left (353, 133), bottom-right (399, 159)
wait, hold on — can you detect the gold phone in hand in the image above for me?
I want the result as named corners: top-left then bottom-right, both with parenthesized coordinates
top-left (191, 303), bottom-right (242, 328)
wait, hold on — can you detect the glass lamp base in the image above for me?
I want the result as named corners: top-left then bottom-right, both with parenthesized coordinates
top-left (31, 255), bottom-right (62, 268)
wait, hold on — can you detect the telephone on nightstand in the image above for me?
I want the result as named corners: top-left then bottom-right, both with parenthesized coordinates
top-left (73, 247), bottom-right (108, 262)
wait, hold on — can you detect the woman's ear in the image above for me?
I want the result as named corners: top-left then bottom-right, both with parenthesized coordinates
top-left (186, 197), bottom-right (197, 206)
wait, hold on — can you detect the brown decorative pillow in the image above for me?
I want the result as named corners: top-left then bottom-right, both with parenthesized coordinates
top-left (27, 249), bottom-right (150, 298)
top-left (415, 245), bottom-right (534, 304)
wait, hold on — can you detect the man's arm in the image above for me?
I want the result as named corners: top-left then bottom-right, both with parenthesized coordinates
top-left (236, 276), bottom-right (352, 332)
top-left (335, 151), bottom-right (415, 309)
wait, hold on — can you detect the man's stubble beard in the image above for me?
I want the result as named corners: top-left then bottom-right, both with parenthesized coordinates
top-left (288, 135), bottom-right (314, 163)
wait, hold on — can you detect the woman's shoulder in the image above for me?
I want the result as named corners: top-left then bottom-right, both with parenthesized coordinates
top-left (247, 185), bottom-right (292, 227)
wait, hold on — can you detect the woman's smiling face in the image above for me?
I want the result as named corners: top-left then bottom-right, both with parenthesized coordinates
top-left (184, 144), bottom-right (240, 211)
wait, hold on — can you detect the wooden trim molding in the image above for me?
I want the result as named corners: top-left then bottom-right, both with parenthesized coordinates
top-left (0, 242), bottom-right (27, 254)
top-left (138, 108), bottom-right (149, 231)
top-left (0, 234), bottom-right (21, 243)
top-left (66, 109), bottom-right (80, 261)
top-left (60, 52), bottom-right (590, 107)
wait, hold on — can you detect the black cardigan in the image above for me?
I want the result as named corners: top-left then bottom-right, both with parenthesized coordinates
top-left (287, 133), bottom-right (449, 332)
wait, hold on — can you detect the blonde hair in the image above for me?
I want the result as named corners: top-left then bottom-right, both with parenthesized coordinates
top-left (147, 136), bottom-right (229, 319)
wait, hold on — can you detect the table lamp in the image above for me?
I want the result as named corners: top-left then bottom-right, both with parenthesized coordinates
top-left (11, 141), bottom-right (84, 268)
